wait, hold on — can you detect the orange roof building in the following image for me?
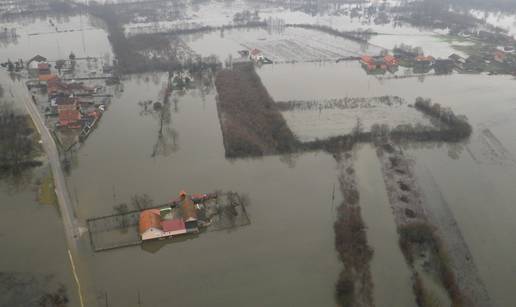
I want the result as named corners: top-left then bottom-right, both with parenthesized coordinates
top-left (384, 55), bottom-right (399, 66)
top-left (39, 74), bottom-right (58, 82)
top-left (58, 104), bottom-right (82, 128)
top-left (139, 209), bottom-right (165, 240)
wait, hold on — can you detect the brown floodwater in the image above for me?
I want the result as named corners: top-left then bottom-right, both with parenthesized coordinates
top-left (354, 144), bottom-right (415, 306)
top-left (67, 73), bottom-right (342, 306)
top-left (258, 61), bottom-right (516, 306)
top-left (3, 5), bottom-right (516, 307)
top-left (0, 165), bottom-right (79, 307)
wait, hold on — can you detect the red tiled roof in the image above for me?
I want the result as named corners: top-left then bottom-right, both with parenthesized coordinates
top-left (161, 219), bottom-right (186, 232)
top-left (139, 209), bottom-right (162, 234)
top-left (361, 55), bottom-right (374, 64)
top-left (38, 63), bottom-right (50, 70)
top-left (384, 55), bottom-right (398, 65)
top-left (58, 104), bottom-right (81, 126)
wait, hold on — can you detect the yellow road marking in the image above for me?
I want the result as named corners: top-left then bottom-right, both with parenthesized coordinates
top-left (68, 249), bottom-right (85, 307)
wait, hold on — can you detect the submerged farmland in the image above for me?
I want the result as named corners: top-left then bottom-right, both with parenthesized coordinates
top-left (4, 0), bottom-right (516, 306)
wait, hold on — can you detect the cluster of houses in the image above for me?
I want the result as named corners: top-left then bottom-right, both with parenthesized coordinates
top-left (361, 47), bottom-right (439, 75)
top-left (360, 47), bottom-right (516, 75)
top-left (26, 54), bottom-right (108, 141)
top-left (360, 54), bottom-right (400, 74)
top-left (360, 39), bottom-right (516, 76)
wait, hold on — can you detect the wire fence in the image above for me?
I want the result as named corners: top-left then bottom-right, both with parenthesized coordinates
top-left (86, 192), bottom-right (251, 252)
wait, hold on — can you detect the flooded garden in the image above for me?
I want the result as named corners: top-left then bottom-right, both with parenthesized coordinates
top-left (2, 0), bottom-right (516, 306)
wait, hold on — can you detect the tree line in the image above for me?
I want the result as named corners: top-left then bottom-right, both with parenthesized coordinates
top-left (0, 101), bottom-right (41, 173)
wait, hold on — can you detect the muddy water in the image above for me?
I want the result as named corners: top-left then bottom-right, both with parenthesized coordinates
top-left (258, 61), bottom-right (516, 306)
top-left (0, 14), bottom-right (112, 61)
top-left (67, 73), bottom-right (342, 306)
top-left (354, 144), bottom-right (415, 307)
top-left (0, 166), bottom-right (80, 306)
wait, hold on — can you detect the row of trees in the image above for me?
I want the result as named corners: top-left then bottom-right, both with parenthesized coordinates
top-left (414, 97), bottom-right (472, 140)
top-left (0, 101), bottom-right (40, 172)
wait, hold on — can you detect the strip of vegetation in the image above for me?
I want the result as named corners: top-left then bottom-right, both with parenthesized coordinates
top-left (152, 21), bottom-right (267, 36)
top-left (89, 3), bottom-right (222, 74)
top-left (399, 223), bottom-right (464, 307)
top-left (413, 97), bottom-right (472, 140)
top-left (275, 96), bottom-right (404, 111)
top-left (0, 101), bottom-right (41, 174)
top-left (285, 24), bottom-right (377, 44)
top-left (38, 173), bottom-right (57, 206)
top-left (334, 152), bottom-right (374, 307)
top-left (214, 62), bottom-right (298, 157)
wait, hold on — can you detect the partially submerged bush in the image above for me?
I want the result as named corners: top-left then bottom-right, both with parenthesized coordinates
top-left (399, 222), bottom-right (464, 306)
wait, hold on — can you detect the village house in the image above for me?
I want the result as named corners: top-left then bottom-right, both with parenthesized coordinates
top-left (139, 194), bottom-right (199, 241)
top-left (360, 55), bottom-right (387, 73)
top-left (449, 53), bottom-right (466, 70)
top-left (249, 48), bottom-right (265, 63)
top-left (27, 54), bottom-right (47, 72)
top-left (413, 55), bottom-right (434, 73)
top-left (37, 63), bottom-right (51, 76)
top-left (58, 104), bottom-right (82, 129)
top-left (360, 54), bottom-right (399, 74)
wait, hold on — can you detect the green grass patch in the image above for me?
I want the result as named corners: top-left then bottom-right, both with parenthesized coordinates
top-left (38, 173), bottom-right (57, 206)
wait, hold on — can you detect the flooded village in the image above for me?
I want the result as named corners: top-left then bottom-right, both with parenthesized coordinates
top-left (2, 0), bottom-right (516, 306)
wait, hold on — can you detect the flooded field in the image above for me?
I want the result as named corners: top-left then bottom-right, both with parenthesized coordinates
top-left (258, 61), bottom-right (516, 306)
top-left (0, 14), bottom-right (112, 61)
top-left (185, 27), bottom-right (382, 63)
top-left (0, 165), bottom-right (79, 307)
top-left (66, 74), bottom-right (342, 306)
top-left (276, 96), bottom-right (432, 141)
top-left (2, 1), bottom-right (516, 306)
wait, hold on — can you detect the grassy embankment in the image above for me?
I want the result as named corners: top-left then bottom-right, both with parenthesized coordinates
top-left (38, 173), bottom-right (58, 206)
